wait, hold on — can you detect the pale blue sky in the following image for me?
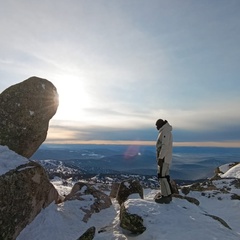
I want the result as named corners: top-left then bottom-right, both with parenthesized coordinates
top-left (1, 0), bottom-right (240, 146)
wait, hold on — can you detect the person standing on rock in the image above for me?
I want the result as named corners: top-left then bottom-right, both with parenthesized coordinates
top-left (155, 119), bottom-right (173, 204)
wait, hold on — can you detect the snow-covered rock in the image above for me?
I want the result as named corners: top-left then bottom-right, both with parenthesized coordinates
top-left (120, 200), bottom-right (146, 234)
top-left (0, 146), bottom-right (59, 239)
top-left (221, 163), bottom-right (240, 178)
top-left (116, 179), bottom-right (143, 205)
top-left (64, 182), bottom-right (112, 223)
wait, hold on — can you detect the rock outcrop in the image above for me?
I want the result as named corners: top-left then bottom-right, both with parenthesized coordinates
top-left (0, 76), bottom-right (58, 158)
top-left (109, 182), bottom-right (120, 198)
top-left (120, 200), bottom-right (146, 234)
top-left (65, 182), bottom-right (112, 222)
top-left (116, 179), bottom-right (144, 205)
top-left (170, 179), bottom-right (179, 194)
top-left (0, 152), bottom-right (59, 240)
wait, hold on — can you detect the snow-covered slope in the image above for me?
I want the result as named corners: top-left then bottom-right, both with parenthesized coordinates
top-left (1, 145), bottom-right (240, 240)
top-left (17, 177), bottom-right (240, 240)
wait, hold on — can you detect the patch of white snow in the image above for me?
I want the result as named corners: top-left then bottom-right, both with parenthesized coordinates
top-left (0, 145), bottom-right (29, 175)
top-left (221, 163), bottom-right (240, 178)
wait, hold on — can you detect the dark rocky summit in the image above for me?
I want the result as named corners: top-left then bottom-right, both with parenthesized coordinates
top-left (0, 76), bottom-right (58, 158)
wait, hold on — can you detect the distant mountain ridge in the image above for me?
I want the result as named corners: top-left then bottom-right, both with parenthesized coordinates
top-left (31, 144), bottom-right (240, 181)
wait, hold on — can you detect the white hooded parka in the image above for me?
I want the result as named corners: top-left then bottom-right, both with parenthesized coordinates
top-left (156, 122), bottom-right (173, 165)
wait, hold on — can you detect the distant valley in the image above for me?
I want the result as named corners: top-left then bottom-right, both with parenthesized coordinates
top-left (31, 144), bottom-right (240, 184)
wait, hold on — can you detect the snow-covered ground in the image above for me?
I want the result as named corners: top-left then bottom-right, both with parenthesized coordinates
top-left (1, 145), bottom-right (240, 240)
top-left (17, 175), bottom-right (240, 240)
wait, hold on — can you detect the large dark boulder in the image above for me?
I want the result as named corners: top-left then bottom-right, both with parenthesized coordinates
top-left (0, 76), bottom-right (58, 158)
top-left (0, 149), bottom-right (59, 240)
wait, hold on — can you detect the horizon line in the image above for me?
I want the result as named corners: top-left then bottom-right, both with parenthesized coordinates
top-left (44, 139), bottom-right (240, 148)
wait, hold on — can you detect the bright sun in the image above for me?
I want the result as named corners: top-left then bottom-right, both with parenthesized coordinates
top-left (53, 77), bottom-right (92, 121)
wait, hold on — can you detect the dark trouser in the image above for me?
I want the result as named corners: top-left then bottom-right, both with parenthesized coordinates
top-left (157, 162), bottom-right (172, 197)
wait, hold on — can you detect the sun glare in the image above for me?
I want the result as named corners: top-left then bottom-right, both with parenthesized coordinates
top-left (53, 76), bottom-right (92, 121)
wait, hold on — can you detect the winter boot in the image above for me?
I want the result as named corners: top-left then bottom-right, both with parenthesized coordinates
top-left (155, 195), bottom-right (172, 204)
